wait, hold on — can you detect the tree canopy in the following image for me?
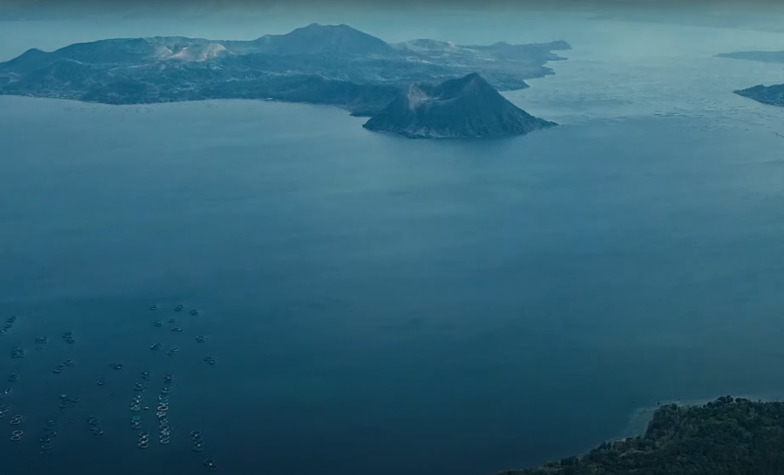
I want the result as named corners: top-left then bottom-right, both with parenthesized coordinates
top-left (504, 396), bottom-right (784, 475)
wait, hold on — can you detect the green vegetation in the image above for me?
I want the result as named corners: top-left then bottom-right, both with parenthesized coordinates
top-left (504, 396), bottom-right (784, 475)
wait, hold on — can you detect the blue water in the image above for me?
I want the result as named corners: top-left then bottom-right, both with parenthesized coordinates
top-left (3, 14), bottom-right (784, 475)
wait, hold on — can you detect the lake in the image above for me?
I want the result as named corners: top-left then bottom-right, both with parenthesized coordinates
top-left (2, 13), bottom-right (784, 475)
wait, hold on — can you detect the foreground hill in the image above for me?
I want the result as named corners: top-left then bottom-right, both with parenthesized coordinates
top-left (0, 23), bottom-right (569, 116)
top-left (503, 396), bottom-right (784, 475)
top-left (363, 73), bottom-right (556, 138)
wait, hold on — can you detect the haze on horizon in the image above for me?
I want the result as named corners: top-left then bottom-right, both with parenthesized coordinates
top-left (2, 0), bottom-right (784, 64)
top-left (2, 0), bottom-right (784, 26)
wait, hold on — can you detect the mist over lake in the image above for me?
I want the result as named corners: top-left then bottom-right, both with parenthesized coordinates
top-left (2, 10), bottom-right (784, 475)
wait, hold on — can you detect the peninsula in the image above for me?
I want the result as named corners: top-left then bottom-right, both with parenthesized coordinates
top-left (717, 50), bottom-right (784, 107)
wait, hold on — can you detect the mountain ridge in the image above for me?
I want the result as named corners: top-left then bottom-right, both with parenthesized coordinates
top-left (0, 23), bottom-right (569, 117)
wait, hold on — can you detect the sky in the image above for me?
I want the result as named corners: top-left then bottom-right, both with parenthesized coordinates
top-left (1, 0), bottom-right (784, 35)
top-left (2, 0), bottom-right (784, 15)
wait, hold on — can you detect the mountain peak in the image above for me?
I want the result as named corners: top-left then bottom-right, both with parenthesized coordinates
top-left (255, 23), bottom-right (393, 56)
top-left (289, 23), bottom-right (374, 38)
top-left (429, 72), bottom-right (495, 100)
top-left (302, 23), bottom-right (353, 30)
top-left (459, 71), bottom-right (482, 81)
top-left (453, 72), bottom-right (483, 85)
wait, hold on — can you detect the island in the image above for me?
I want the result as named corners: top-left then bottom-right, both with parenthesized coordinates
top-left (363, 72), bottom-right (556, 138)
top-left (502, 396), bottom-right (784, 475)
top-left (717, 50), bottom-right (784, 107)
top-left (0, 23), bottom-right (570, 118)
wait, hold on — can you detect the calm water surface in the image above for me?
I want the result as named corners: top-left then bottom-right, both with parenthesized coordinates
top-left (1, 15), bottom-right (784, 475)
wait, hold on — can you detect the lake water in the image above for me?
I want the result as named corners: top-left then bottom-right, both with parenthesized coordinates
top-left (2, 13), bottom-right (784, 475)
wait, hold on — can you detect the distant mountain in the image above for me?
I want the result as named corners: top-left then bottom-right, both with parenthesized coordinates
top-left (734, 83), bottom-right (784, 106)
top-left (363, 73), bottom-right (556, 138)
top-left (0, 24), bottom-right (569, 116)
top-left (717, 50), bottom-right (784, 63)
